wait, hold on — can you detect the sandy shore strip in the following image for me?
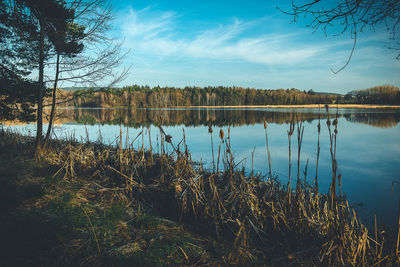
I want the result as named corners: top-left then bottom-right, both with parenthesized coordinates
top-left (174, 104), bottom-right (400, 109)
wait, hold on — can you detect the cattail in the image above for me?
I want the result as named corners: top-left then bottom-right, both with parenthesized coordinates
top-left (287, 120), bottom-right (295, 205)
top-left (264, 120), bottom-right (268, 129)
top-left (334, 128), bottom-right (338, 135)
top-left (174, 183), bottom-right (182, 194)
top-left (288, 122), bottom-right (295, 136)
top-left (217, 129), bottom-right (224, 176)
top-left (209, 126), bottom-right (215, 172)
top-left (165, 135), bottom-right (172, 143)
top-left (219, 129), bottom-right (224, 140)
top-left (326, 119), bottom-right (331, 126)
top-left (333, 118), bottom-right (338, 126)
top-left (317, 123), bottom-right (321, 132)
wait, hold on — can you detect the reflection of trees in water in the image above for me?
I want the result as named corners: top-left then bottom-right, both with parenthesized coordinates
top-left (55, 108), bottom-right (400, 128)
top-left (344, 112), bottom-right (400, 128)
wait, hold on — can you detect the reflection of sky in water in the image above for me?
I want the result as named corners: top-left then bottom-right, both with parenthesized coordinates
top-left (6, 109), bottom-right (400, 230)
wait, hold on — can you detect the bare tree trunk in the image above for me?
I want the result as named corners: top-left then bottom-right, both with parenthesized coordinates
top-left (35, 18), bottom-right (44, 152)
top-left (44, 53), bottom-right (60, 144)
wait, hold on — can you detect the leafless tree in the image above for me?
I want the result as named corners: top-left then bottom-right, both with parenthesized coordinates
top-left (43, 0), bottom-right (130, 143)
top-left (279, 0), bottom-right (400, 73)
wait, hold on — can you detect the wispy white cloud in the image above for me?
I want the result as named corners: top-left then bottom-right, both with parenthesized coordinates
top-left (119, 7), bottom-right (325, 66)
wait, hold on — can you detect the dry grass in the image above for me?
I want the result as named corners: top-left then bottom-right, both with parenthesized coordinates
top-left (1, 116), bottom-right (400, 266)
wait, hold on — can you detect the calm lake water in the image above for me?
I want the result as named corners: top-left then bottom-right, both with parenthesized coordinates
top-left (5, 107), bottom-right (400, 229)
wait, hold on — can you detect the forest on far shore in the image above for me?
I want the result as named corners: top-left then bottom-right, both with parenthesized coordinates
top-left (68, 84), bottom-right (400, 108)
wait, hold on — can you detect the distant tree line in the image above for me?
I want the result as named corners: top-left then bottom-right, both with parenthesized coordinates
top-left (70, 84), bottom-right (400, 108)
top-left (75, 86), bottom-right (337, 107)
top-left (117, 85), bottom-right (337, 106)
top-left (344, 85), bottom-right (400, 104)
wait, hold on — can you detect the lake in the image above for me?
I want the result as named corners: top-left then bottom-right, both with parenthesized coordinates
top-left (5, 107), bottom-right (400, 230)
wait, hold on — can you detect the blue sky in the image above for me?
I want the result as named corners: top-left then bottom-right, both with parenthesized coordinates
top-left (110, 0), bottom-right (400, 93)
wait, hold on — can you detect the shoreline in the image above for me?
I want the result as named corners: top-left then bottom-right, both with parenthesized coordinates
top-left (51, 104), bottom-right (400, 109)
top-left (174, 104), bottom-right (400, 109)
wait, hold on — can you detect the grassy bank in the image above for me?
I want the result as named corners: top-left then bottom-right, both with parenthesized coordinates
top-left (0, 132), bottom-right (228, 266)
top-left (0, 127), bottom-right (399, 266)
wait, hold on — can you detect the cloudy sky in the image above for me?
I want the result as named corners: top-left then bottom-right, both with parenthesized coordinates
top-left (110, 0), bottom-right (400, 93)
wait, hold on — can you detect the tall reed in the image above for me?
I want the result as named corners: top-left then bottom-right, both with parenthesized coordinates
top-left (208, 125), bottom-right (215, 173)
top-left (125, 126), bottom-right (129, 149)
top-left (228, 127), bottom-right (232, 173)
top-left (264, 120), bottom-right (272, 178)
top-left (296, 119), bottom-right (304, 191)
top-left (251, 147), bottom-right (255, 179)
top-left (325, 104), bottom-right (338, 209)
top-left (303, 158), bottom-right (309, 184)
top-left (148, 126), bottom-right (153, 162)
top-left (85, 124), bottom-right (90, 143)
top-left (216, 129), bottom-right (224, 176)
top-left (314, 106), bottom-right (321, 194)
top-left (119, 124), bottom-right (123, 175)
top-left (287, 120), bottom-right (295, 205)
top-left (397, 202), bottom-right (400, 259)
